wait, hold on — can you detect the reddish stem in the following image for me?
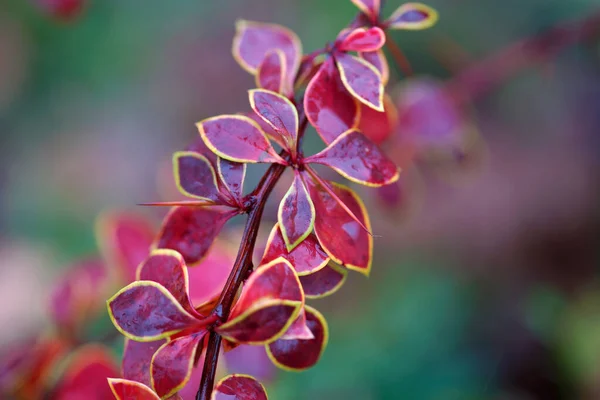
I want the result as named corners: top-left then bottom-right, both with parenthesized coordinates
top-left (385, 33), bottom-right (414, 77)
top-left (195, 104), bottom-right (308, 399)
top-left (449, 9), bottom-right (600, 100)
top-left (195, 159), bottom-right (287, 400)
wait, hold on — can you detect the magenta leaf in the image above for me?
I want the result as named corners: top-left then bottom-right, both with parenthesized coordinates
top-left (122, 339), bottom-right (165, 387)
top-left (96, 211), bottom-right (155, 283)
top-left (305, 129), bottom-right (399, 187)
top-left (155, 206), bottom-right (238, 265)
top-left (338, 27), bottom-right (386, 52)
top-left (350, 0), bottom-right (381, 21)
top-left (136, 249), bottom-right (200, 317)
top-left (261, 223), bottom-right (329, 276)
top-left (217, 158), bottom-right (246, 203)
top-left (197, 115), bottom-right (285, 164)
top-left (107, 281), bottom-right (199, 341)
top-left (212, 374), bottom-right (267, 400)
top-left (336, 52), bottom-right (384, 111)
top-left (108, 378), bottom-right (161, 400)
top-left (299, 264), bottom-right (348, 299)
top-left (359, 49), bottom-right (389, 85)
top-left (173, 151), bottom-right (221, 202)
top-left (306, 179), bottom-right (373, 275)
top-left (278, 171), bottom-right (315, 251)
top-left (279, 308), bottom-right (314, 340)
top-left (249, 89), bottom-right (298, 154)
top-left (151, 332), bottom-right (206, 398)
top-left (256, 49), bottom-right (287, 96)
top-left (266, 306), bottom-right (328, 371)
top-left (304, 58), bottom-right (359, 144)
top-left (233, 20), bottom-right (301, 94)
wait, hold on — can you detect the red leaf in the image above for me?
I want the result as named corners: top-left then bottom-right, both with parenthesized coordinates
top-left (358, 49), bottom-right (389, 85)
top-left (266, 306), bottom-right (328, 371)
top-left (244, 111), bottom-right (287, 149)
top-left (0, 337), bottom-right (68, 399)
top-left (155, 206), bottom-right (238, 265)
top-left (256, 49), bottom-right (287, 96)
top-left (187, 242), bottom-right (235, 310)
top-left (279, 308), bottom-right (314, 340)
top-left (212, 374), bottom-right (268, 400)
top-left (49, 258), bottom-right (108, 334)
top-left (217, 158), bottom-right (246, 204)
top-left (173, 151), bottom-right (221, 202)
top-left (107, 281), bottom-right (199, 341)
top-left (216, 258), bottom-right (303, 344)
top-left (350, 0), bottom-right (381, 21)
top-left (306, 180), bottom-right (373, 275)
top-left (338, 27), bottom-right (386, 52)
top-left (108, 378), bottom-right (160, 400)
top-left (386, 3), bottom-right (439, 30)
top-left (304, 58), bottom-right (359, 144)
top-left (336, 52), bottom-right (384, 111)
top-left (261, 224), bottom-right (329, 276)
top-left (278, 171), bottom-right (315, 251)
top-left (51, 345), bottom-right (119, 400)
top-left (233, 20), bottom-right (301, 94)
top-left (249, 89), bottom-right (298, 154)
top-left (136, 249), bottom-right (200, 317)
top-left (96, 212), bottom-right (154, 283)
top-left (305, 129), bottom-right (399, 187)
top-left (299, 264), bottom-right (347, 299)
top-left (151, 332), bottom-right (206, 398)
top-left (122, 339), bottom-right (165, 387)
top-left (197, 115), bottom-right (285, 164)
top-left (358, 94), bottom-right (398, 144)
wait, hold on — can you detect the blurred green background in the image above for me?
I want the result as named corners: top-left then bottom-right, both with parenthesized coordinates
top-left (1, 0), bottom-right (599, 399)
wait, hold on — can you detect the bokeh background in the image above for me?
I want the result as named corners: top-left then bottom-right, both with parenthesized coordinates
top-left (1, 0), bottom-right (600, 399)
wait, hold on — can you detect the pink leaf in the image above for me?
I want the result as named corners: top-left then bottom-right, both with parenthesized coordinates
top-left (256, 49), bottom-right (288, 96)
top-left (151, 332), bottom-right (206, 398)
top-left (306, 179), bottom-right (373, 275)
top-left (266, 306), bottom-right (328, 371)
top-left (358, 49), bottom-right (389, 85)
top-left (155, 206), bottom-right (238, 265)
top-left (233, 20), bottom-right (301, 94)
top-left (338, 27), bottom-right (386, 52)
top-left (212, 374), bottom-right (267, 400)
top-left (305, 129), bottom-right (399, 187)
top-left (336, 52), bottom-right (384, 111)
top-left (304, 58), bottom-right (359, 144)
top-left (278, 171), bottom-right (315, 251)
top-left (299, 264), bottom-right (347, 299)
top-left (350, 0), bottom-right (381, 21)
top-left (197, 115), bottom-right (285, 164)
top-left (261, 223), bottom-right (329, 276)
top-left (107, 281), bottom-right (199, 341)
top-left (122, 339), bottom-right (165, 387)
top-left (249, 89), bottom-right (298, 154)
top-left (173, 151), bottom-right (221, 202)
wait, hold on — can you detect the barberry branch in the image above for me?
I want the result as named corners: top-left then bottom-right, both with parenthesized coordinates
top-left (195, 114), bottom-right (307, 400)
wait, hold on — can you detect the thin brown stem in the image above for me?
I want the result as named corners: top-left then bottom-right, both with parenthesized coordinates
top-left (385, 33), bottom-right (413, 77)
